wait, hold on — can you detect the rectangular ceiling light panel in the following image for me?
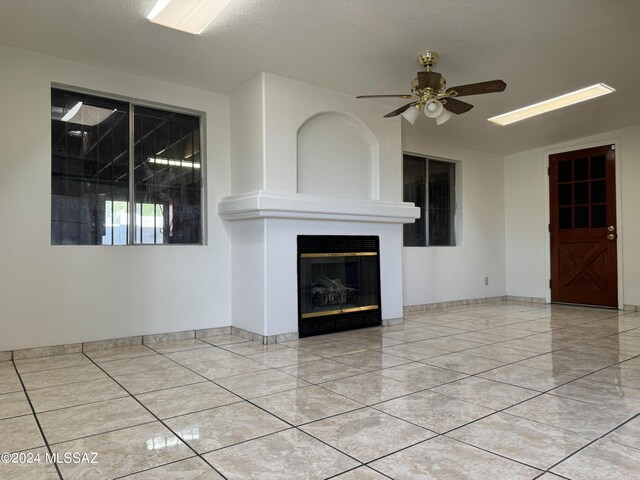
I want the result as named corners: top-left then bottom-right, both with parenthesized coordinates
top-left (61, 102), bottom-right (116, 126)
top-left (147, 0), bottom-right (232, 34)
top-left (488, 83), bottom-right (615, 126)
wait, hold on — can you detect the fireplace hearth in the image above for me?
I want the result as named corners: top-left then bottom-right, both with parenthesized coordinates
top-left (297, 235), bottom-right (382, 337)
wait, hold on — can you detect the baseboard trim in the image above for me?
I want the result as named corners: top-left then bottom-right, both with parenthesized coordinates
top-left (230, 327), bottom-right (299, 345)
top-left (624, 304), bottom-right (639, 312)
top-left (403, 295), bottom-right (509, 313)
top-left (382, 317), bottom-right (404, 326)
top-left (506, 296), bottom-right (547, 304)
top-left (3, 326), bottom-right (233, 361)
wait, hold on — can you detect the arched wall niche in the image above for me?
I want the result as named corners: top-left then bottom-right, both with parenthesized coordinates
top-left (296, 111), bottom-right (379, 199)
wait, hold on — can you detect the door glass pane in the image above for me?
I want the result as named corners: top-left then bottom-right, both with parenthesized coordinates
top-left (559, 207), bottom-right (573, 229)
top-left (574, 182), bottom-right (588, 205)
top-left (575, 206), bottom-right (589, 228)
top-left (51, 89), bottom-right (129, 245)
top-left (558, 160), bottom-right (572, 182)
top-left (591, 155), bottom-right (606, 179)
top-left (558, 184), bottom-right (572, 206)
top-left (403, 155), bottom-right (426, 246)
top-left (133, 106), bottom-right (202, 244)
top-left (591, 205), bottom-right (606, 228)
top-left (574, 158), bottom-right (588, 180)
top-left (591, 181), bottom-right (606, 203)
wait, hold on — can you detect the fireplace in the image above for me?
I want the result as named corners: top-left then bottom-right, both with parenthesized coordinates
top-left (297, 235), bottom-right (382, 337)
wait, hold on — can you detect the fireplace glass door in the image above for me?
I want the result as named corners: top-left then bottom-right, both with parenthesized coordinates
top-left (297, 236), bottom-right (381, 336)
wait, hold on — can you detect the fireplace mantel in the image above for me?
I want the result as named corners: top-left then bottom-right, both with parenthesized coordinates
top-left (218, 191), bottom-right (420, 224)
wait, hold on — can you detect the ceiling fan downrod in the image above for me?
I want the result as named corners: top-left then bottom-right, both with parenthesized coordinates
top-left (417, 51), bottom-right (439, 71)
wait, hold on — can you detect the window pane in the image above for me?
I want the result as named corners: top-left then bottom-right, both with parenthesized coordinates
top-left (403, 155), bottom-right (426, 246)
top-left (428, 160), bottom-right (455, 246)
top-left (51, 89), bottom-right (129, 245)
top-left (133, 106), bottom-right (202, 244)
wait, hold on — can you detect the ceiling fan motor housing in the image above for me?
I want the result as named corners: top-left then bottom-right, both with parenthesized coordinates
top-left (417, 51), bottom-right (439, 71)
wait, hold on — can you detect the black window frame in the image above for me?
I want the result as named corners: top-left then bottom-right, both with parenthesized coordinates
top-left (51, 86), bottom-right (206, 246)
top-left (403, 153), bottom-right (457, 247)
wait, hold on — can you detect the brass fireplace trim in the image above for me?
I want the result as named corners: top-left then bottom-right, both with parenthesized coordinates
top-left (301, 305), bottom-right (379, 319)
top-left (300, 252), bottom-right (378, 258)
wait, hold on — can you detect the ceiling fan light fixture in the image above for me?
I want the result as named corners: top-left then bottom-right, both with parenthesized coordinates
top-left (488, 83), bottom-right (615, 126)
top-left (424, 99), bottom-right (444, 118)
top-left (147, 0), bottom-right (232, 34)
top-left (357, 52), bottom-right (507, 124)
top-left (401, 105), bottom-right (421, 124)
top-left (435, 109), bottom-right (453, 125)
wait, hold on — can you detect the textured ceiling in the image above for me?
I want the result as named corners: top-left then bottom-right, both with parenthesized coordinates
top-left (0, 0), bottom-right (638, 154)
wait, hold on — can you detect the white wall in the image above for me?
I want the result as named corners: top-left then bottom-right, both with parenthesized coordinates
top-left (297, 112), bottom-right (374, 199)
top-left (401, 128), bottom-right (507, 306)
top-left (229, 73), bottom-right (265, 194)
top-left (504, 148), bottom-right (550, 299)
top-left (263, 73), bottom-right (400, 200)
top-left (0, 45), bottom-right (231, 351)
top-left (505, 126), bottom-right (640, 306)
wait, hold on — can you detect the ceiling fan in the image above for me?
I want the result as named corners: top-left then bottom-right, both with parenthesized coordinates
top-left (357, 52), bottom-right (506, 125)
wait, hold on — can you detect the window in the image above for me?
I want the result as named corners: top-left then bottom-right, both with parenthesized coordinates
top-left (51, 88), bottom-right (203, 245)
top-left (403, 154), bottom-right (456, 246)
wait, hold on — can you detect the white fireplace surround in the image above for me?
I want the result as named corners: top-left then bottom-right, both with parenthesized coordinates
top-left (219, 192), bottom-right (419, 338)
top-left (218, 190), bottom-right (419, 224)
top-left (220, 73), bottom-right (420, 339)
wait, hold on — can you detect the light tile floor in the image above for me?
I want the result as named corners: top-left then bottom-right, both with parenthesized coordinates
top-left (2, 302), bottom-right (640, 479)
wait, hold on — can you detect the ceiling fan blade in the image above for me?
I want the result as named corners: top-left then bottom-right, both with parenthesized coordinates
top-left (446, 79), bottom-right (506, 97)
top-left (357, 94), bottom-right (416, 99)
top-left (417, 71), bottom-right (442, 90)
top-left (442, 97), bottom-right (474, 114)
top-left (383, 102), bottom-right (418, 118)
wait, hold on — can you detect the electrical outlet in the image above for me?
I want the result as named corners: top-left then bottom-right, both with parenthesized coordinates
top-left (484, 276), bottom-right (489, 286)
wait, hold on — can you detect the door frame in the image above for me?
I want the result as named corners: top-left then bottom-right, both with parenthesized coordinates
top-left (543, 138), bottom-right (624, 309)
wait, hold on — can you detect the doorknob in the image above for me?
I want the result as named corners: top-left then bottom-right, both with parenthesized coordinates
top-left (608, 226), bottom-right (615, 232)
top-left (607, 233), bottom-right (615, 240)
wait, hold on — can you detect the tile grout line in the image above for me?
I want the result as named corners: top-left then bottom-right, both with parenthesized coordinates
top-left (314, 309), bottom-right (637, 475)
top-left (142, 337), bottom-right (544, 476)
top-left (80, 353), bottom-right (231, 480)
top-left (121, 344), bottom-right (374, 475)
top-left (109, 456), bottom-right (215, 480)
top-left (323, 464), bottom-right (394, 480)
top-left (146, 353), bottom-right (375, 473)
top-left (148, 311), bottom-right (640, 473)
top-left (9, 360), bottom-right (64, 480)
top-left (538, 411), bottom-right (640, 477)
top-left (357, 347), bottom-right (640, 475)
top-left (321, 315), bottom-right (640, 473)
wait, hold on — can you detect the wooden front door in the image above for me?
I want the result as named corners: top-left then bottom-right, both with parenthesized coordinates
top-left (549, 145), bottom-right (618, 307)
